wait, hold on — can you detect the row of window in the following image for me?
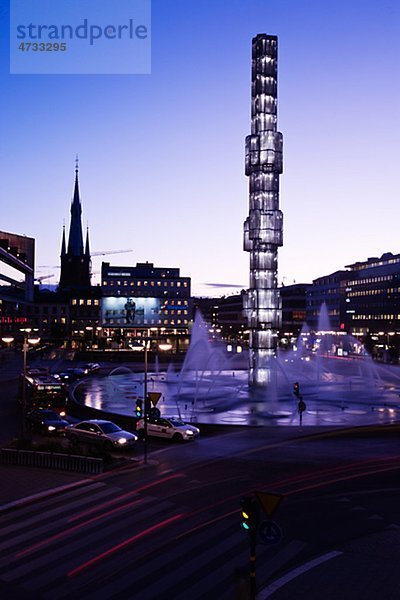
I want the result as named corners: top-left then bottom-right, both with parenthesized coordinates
top-left (105, 319), bottom-right (188, 326)
top-left (347, 275), bottom-right (393, 286)
top-left (103, 280), bottom-right (188, 288)
top-left (347, 290), bottom-right (387, 297)
top-left (351, 314), bottom-right (400, 320)
top-left (27, 306), bottom-right (67, 315)
top-left (351, 257), bottom-right (400, 271)
top-left (71, 299), bottom-right (100, 306)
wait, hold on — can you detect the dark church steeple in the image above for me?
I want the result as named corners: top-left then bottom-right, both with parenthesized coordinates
top-left (59, 158), bottom-right (91, 292)
top-left (61, 224), bottom-right (66, 257)
top-left (67, 162), bottom-right (85, 256)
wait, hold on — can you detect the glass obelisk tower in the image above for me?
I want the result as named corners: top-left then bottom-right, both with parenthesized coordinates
top-left (243, 34), bottom-right (283, 387)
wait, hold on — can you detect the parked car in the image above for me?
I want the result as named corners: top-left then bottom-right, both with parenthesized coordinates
top-left (66, 368), bottom-right (86, 379)
top-left (66, 419), bottom-right (138, 451)
top-left (53, 368), bottom-right (86, 382)
top-left (136, 416), bottom-right (200, 442)
top-left (83, 362), bottom-right (100, 374)
top-left (26, 408), bottom-right (69, 435)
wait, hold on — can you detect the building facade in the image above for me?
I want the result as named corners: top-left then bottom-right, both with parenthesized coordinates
top-left (101, 261), bottom-right (191, 351)
top-left (0, 230), bottom-right (34, 337)
top-left (344, 253), bottom-right (400, 335)
top-left (306, 271), bottom-right (348, 331)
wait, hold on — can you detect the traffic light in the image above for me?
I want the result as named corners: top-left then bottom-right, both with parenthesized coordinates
top-left (135, 399), bottom-right (143, 418)
top-left (293, 382), bottom-right (300, 397)
top-left (240, 496), bottom-right (259, 533)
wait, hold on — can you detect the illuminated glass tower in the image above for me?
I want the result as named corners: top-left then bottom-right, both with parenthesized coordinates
top-left (243, 34), bottom-right (283, 387)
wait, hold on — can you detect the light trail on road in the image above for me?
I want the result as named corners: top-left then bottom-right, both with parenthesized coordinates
top-left (67, 512), bottom-right (187, 577)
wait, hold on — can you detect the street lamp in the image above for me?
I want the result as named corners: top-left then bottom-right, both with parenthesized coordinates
top-left (20, 328), bottom-right (40, 440)
top-left (130, 340), bottom-right (172, 464)
top-left (130, 340), bottom-right (150, 463)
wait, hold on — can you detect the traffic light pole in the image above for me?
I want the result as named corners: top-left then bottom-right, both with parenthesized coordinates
top-left (249, 531), bottom-right (257, 600)
top-left (143, 341), bottom-right (148, 465)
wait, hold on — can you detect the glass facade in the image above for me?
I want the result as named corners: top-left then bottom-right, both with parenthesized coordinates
top-left (243, 35), bottom-right (283, 386)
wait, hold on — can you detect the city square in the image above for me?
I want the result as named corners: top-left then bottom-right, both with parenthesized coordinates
top-left (1, 1), bottom-right (399, 599)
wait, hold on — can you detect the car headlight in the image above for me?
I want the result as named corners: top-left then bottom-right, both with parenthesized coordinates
top-left (48, 425), bottom-right (56, 431)
top-left (117, 437), bottom-right (127, 445)
top-left (60, 411), bottom-right (66, 417)
top-left (185, 430), bottom-right (194, 435)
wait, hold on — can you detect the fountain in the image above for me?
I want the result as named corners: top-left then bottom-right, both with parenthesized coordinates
top-left (72, 34), bottom-right (400, 428)
top-left (74, 302), bottom-right (400, 427)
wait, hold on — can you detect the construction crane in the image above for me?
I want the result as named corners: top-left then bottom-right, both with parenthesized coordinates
top-left (37, 248), bottom-right (133, 269)
top-left (35, 274), bottom-right (55, 283)
top-left (91, 249), bottom-right (133, 257)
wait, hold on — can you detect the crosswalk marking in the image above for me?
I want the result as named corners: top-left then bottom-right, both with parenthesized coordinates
top-left (0, 486), bottom-right (117, 540)
top-left (62, 514), bottom-right (240, 600)
top-left (0, 481), bottom-right (107, 523)
top-left (0, 481), bottom-right (309, 600)
top-left (0, 500), bottom-right (175, 585)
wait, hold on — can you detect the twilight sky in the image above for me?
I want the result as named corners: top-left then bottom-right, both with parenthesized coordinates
top-left (1, 0), bottom-right (399, 296)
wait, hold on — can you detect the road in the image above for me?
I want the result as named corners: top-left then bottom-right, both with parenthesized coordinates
top-left (0, 359), bottom-right (399, 599)
top-left (0, 423), bottom-right (399, 599)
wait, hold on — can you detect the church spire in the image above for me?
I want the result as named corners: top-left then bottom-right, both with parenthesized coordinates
top-left (85, 226), bottom-right (90, 257)
top-left (60, 224), bottom-right (66, 257)
top-left (59, 157), bottom-right (92, 292)
top-left (67, 157), bottom-right (84, 256)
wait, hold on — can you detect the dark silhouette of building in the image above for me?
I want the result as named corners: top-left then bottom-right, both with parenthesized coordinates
top-left (280, 283), bottom-right (309, 337)
top-left (59, 162), bottom-right (91, 292)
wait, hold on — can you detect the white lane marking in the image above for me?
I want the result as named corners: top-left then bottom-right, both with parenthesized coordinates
top-left (0, 478), bottom-right (95, 513)
top-left (258, 550), bottom-right (343, 599)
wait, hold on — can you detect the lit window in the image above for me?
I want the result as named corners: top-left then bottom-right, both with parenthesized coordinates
top-left (72, 299), bottom-right (77, 305)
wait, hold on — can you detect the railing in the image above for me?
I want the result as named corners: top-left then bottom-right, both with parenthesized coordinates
top-left (0, 448), bottom-right (103, 474)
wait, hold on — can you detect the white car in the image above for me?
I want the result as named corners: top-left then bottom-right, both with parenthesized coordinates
top-left (136, 417), bottom-right (200, 442)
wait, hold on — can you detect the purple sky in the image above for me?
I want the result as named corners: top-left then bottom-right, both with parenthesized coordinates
top-left (1, 0), bottom-right (399, 296)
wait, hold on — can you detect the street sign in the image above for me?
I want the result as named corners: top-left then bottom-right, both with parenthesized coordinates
top-left (147, 392), bottom-right (162, 407)
top-left (255, 491), bottom-right (283, 518)
top-left (259, 520), bottom-right (282, 545)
